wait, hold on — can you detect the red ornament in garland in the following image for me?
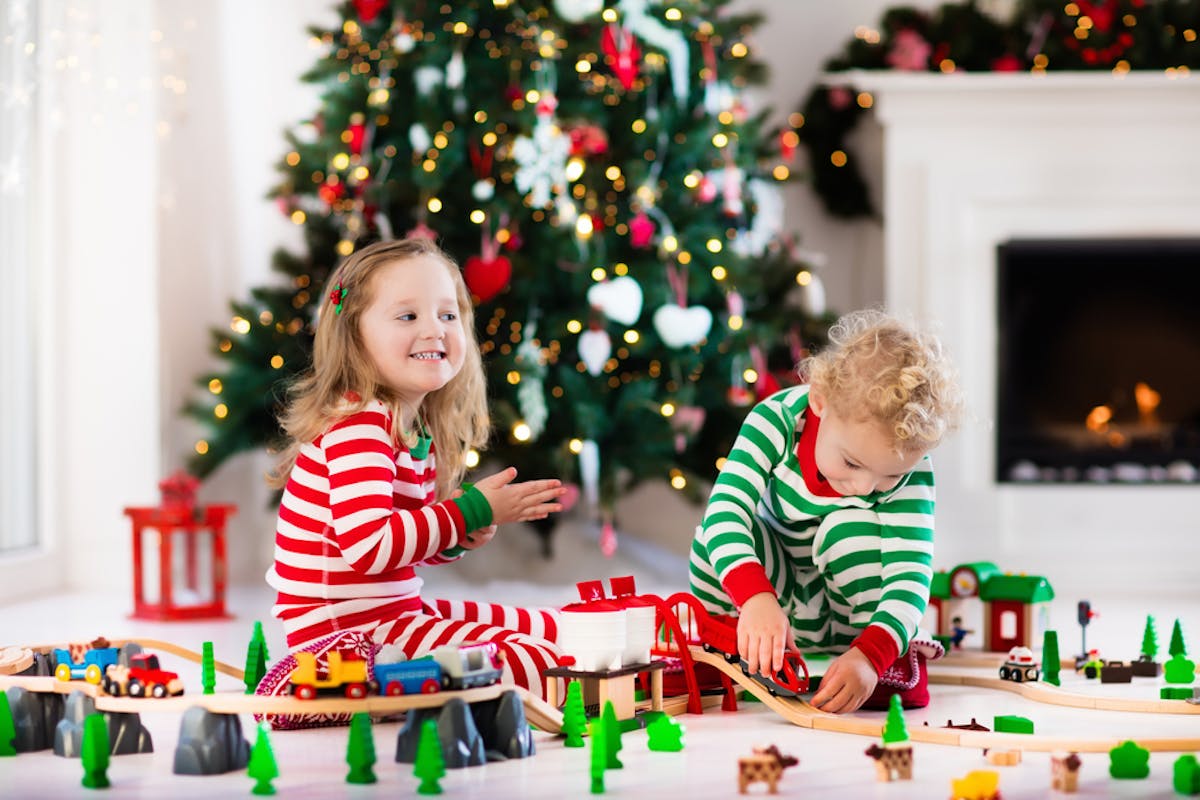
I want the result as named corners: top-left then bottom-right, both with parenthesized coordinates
top-left (318, 180), bottom-right (345, 206)
top-left (601, 23), bottom-right (641, 90)
top-left (463, 216), bottom-right (513, 303)
top-left (464, 254), bottom-right (513, 303)
top-left (346, 114), bottom-right (366, 156)
top-left (353, 0), bottom-right (387, 24)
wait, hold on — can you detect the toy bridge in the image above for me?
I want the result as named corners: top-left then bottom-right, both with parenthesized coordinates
top-left (0, 638), bottom-right (564, 735)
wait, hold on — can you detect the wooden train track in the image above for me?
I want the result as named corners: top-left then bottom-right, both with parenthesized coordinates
top-left (0, 639), bottom-right (564, 735)
top-left (928, 668), bottom-right (1200, 715)
top-left (688, 647), bottom-right (1200, 753)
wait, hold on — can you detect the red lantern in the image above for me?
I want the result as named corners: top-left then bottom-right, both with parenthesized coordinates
top-left (125, 474), bottom-right (236, 621)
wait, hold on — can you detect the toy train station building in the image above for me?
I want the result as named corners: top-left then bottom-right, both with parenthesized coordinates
top-left (927, 562), bottom-right (1055, 652)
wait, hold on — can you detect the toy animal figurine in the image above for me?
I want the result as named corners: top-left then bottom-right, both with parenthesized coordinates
top-left (737, 745), bottom-right (798, 794)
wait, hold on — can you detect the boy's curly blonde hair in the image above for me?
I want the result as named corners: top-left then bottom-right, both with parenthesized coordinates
top-left (801, 309), bottom-right (964, 453)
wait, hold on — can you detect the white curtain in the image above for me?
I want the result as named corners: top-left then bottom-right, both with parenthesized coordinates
top-left (0, 0), bottom-right (38, 553)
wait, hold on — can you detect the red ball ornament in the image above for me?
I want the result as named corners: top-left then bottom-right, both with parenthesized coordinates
top-left (463, 254), bottom-right (513, 303)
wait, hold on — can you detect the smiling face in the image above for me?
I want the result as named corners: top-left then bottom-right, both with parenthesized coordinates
top-left (358, 255), bottom-right (467, 415)
top-left (808, 389), bottom-right (928, 497)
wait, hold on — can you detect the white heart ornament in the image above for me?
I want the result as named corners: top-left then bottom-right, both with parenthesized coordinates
top-left (653, 304), bottom-right (713, 349)
top-left (586, 277), bottom-right (643, 326)
top-left (578, 329), bottom-right (612, 376)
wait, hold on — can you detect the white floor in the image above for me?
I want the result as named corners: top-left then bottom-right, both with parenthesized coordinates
top-left (2, 581), bottom-right (1198, 799)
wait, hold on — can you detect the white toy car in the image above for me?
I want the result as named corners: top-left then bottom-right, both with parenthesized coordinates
top-left (999, 646), bottom-right (1040, 683)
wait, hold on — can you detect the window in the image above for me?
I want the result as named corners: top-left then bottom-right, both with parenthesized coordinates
top-left (0, 0), bottom-right (38, 553)
top-left (999, 610), bottom-right (1018, 642)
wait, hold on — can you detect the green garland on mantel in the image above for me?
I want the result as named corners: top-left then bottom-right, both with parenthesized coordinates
top-left (796, 0), bottom-right (1200, 219)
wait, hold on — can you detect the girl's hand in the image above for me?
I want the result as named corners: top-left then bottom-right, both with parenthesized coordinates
top-left (459, 524), bottom-right (497, 550)
top-left (737, 592), bottom-right (793, 677)
top-left (473, 467), bottom-right (566, 525)
top-left (810, 647), bottom-right (878, 714)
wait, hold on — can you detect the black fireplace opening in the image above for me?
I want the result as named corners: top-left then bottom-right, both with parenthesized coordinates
top-left (996, 238), bottom-right (1200, 484)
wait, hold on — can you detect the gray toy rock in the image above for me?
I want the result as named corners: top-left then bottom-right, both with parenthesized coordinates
top-left (395, 697), bottom-right (486, 768)
top-left (173, 706), bottom-right (250, 775)
top-left (54, 690), bottom-right (153, 757)
top-left (5, 686), bottom-right (64, 752)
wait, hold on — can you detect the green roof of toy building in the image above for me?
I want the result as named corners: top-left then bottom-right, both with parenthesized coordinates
top-left (980, 574), bottom-right (1055, 603)
top-left (930, 562), bottom-right (1001, 599)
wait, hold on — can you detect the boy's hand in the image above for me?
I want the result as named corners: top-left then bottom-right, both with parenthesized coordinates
top-left (459, 524), bottom-right (496, 550)
top-left (473, 467), bottom-right (566, 525)
top-left (737, 592), bottom-right (792, 677)
top-left (811, 647), bottom-right (878, 714)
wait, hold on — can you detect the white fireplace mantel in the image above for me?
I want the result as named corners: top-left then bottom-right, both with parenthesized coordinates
top-left (832, 72), bottom-right (1200, 593)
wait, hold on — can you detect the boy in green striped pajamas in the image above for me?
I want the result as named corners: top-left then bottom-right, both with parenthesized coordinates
top-left (690, 310), bottom-right (963, 713)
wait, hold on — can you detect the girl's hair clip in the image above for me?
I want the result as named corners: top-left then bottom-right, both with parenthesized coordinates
top-left (329, 283), bottom-right (348, 315)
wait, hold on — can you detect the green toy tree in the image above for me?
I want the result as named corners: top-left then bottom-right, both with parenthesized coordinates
top-left (0, 690), bottom-right (17, 756)
top-left (1042, 629), bottom-right (1061, 687)
top-left (201, 641), bottom-right (216, 695)
top-left (414, 718), bottom-right (445, 795)
top-left (881, 693), bottom-right (908, 744)
top-left (1109, 739), bottom-right (1150, 779)
top-left (248, 722), bottom-right (280, 795)
top-left (561, 680), bottom-right (588, 748)
top-left (1175, 754), bottom-right (1200, 795)
top-left (244, 623), bottom-right (268, 694)
top-left (186, 0), bottom-right (832, 556)
top-left (1165, 654), bottom-right (1197, 685)
top-left (80, 713), bottom-right (111, 789)
top-left (1140, 615), bottom-right (1158, 661)
top-left (589, 714), bottom-right (606, 795)
top-left (1171, 619), bottom-right (1188, 658)
top-left (600, 700), bottom-right (623, 769)
top-left (645, 713), bottom-right (684, 752)
top-left (345, 712), bottom-right (377, 784)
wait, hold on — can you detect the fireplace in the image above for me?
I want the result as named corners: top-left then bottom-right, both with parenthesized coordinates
top-left (843, 71), bottom-right (1200, 592)
top-left (996, 238), bottom-right (1200, 484)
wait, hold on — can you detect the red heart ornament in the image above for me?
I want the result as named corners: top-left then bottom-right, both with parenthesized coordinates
top-left (463, 254), bottom-right (513, 303)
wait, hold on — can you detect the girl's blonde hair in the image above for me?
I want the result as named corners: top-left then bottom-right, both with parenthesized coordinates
top-left (801, 308), bottom-right (964, 453)
top-left (270, 238), bottom-right (489, 498)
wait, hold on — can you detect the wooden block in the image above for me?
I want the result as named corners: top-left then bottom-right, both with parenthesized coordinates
top-left (985, 748), bottom-right (1022, 766)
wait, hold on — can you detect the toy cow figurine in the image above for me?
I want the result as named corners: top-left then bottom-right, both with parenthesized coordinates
top-left (737, 745), bottom-right (798, 794)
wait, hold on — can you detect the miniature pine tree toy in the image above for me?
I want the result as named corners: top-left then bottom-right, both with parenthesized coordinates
top-left (645, 714), bottom-right (684, 752)
top-left (345, 712), bottom-right (377, 784)
top-left (589, 715), bottom-right (606, 795)
top-left (1132, 616), bottom-right (1163, 677)
top-left (1164, 654), bottom-right (1197, 684)
top-left (248, 721), bottom-right (280, 795)
top-left (1042, 630), bottom-right (1061, 686)
top-left (1171, 619), bottom-right (1188, 658)
top-left (0, 690), bottom-right (17, 756)
top-left (253, 621), bottom-right (270, 663)
top-left (600, 700), bottom-right (623, 770)
top-left (80, 712), bottom-right (111, 789)
top-left (561, 681), bottom-right (588, 748)
top-left (414, 718), bottom-right (445, 795)
top-left (244, 624), bottom-right (267, 694)
top-left (201, 641), bottom-right (216, 695)
top-left (1140, 615), bottom-right (1158, 661)
top-left (882, 694), bottom-right (909, 744)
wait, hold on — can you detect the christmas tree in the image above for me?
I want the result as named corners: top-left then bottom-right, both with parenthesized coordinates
top-left (414, 718), bottom-right (445, 795)
top-left (186, 0), bottom-right (830, 554)
top-left (561, 680), bottom-right (588, 747)
top-left (248, 722), bottom-right (280, 795)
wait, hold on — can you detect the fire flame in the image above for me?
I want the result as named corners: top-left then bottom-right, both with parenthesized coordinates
top-left (1086, 405), bottom-right (1112, 434)
top-left (1134, 381), bottom-right (1160, 424)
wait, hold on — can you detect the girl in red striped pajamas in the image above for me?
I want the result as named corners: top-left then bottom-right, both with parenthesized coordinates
top-left (264, 237), bottom-right (567, 700)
